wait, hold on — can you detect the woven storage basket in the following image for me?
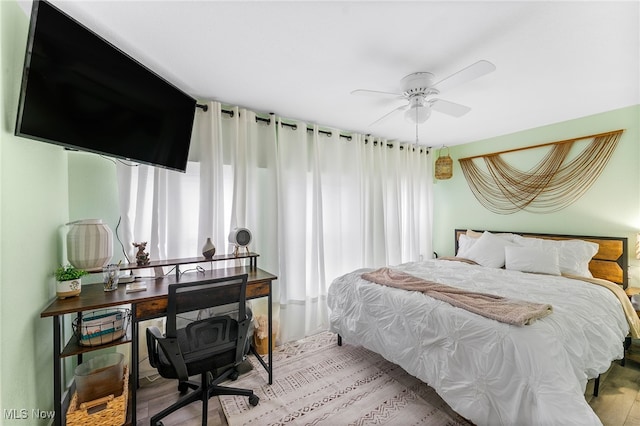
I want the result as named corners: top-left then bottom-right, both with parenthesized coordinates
top-left (67, 366), bottom-right (128, 426)
top-left (253, 333), bottom-right (276, 355)
top-left (435, 147), bottom-right (453, 180)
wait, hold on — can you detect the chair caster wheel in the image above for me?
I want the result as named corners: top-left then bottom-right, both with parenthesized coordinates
top-left (178, 382), bottom-right (189, 394)
top-left (249, 394), bottom-right (260, 406)
top-left (229, 370), bottom-right (239, 381)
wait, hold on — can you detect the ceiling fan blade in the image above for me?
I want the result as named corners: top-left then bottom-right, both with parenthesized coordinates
top-left (370, 104), bottom-right (409, 126)
top-left (429, 99), bottom-right (471, 117)
top-left (351, 89), bottom-right (404, 99)
top-left (432, 60), bottom-right (496, 93)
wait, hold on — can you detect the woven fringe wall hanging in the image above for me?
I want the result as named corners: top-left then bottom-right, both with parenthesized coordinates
top-left (435, 146), bottom-right (453, 180)
top-left (458, 129), bottom-right (623, 214)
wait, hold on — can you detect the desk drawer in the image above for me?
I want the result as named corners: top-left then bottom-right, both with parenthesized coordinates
top-left (246, 281), bottom-right (270, 299)
top-left (136, 299), bottom-right (168, 320)
top-left (136, 281), bottom-right (270, 320)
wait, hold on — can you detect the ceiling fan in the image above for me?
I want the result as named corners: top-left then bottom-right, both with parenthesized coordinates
top-left (352, 60), bottom-right (496, 126)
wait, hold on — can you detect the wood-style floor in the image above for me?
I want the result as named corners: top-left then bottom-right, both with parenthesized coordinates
top-left (136, 357), bottom-right (640, 426)
top-left (136, 375), bottom-right (228, 426)
top-left (587, 358), bottom-right (640, 426)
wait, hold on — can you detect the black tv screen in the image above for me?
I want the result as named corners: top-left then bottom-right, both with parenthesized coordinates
top-left (15, 0), bottom-right (196, 172)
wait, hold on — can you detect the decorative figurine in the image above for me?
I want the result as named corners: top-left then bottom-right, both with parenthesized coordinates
top-left (133, 242), bottom-right (150, 266)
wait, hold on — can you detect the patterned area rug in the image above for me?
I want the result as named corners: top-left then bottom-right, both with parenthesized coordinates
top-left (220, 331), bottom-right (472, 425)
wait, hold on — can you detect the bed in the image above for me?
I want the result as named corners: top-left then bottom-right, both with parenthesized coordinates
top-left (328, 230), bottom-right (638, 426)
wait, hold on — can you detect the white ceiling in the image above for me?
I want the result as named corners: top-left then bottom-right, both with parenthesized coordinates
top-left (19, 1), bottom-right (640, 147)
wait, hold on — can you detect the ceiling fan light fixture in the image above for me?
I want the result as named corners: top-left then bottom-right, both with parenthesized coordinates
top-left (352, 60), bottom-right (495, 128)
top-left (405, 104), bottom-right (431, 124)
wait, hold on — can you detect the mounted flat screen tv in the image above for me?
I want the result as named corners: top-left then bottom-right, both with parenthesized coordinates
top-left (15, 0), bottom-right (196, 172)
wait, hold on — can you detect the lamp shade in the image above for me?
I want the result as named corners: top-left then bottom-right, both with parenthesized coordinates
top-left (66, 219), bottom-right (113, 269)
top-left (636, 232), bottom-right (640, 260)
top-left (403, 94), bottom-right (432, 124)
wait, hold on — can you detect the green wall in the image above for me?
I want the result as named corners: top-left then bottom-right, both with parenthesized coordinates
top-left (432, 105), bottom-right (640, 284)
top-left (67, 152), bottom-right (120, 244)
top-left (1, 2), bottom-right (121, 422)
top-left (1, 1), bottom-right (69, 423)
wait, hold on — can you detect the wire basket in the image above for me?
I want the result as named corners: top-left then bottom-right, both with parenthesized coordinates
top-left (73, 309), bottom-right (130, 347)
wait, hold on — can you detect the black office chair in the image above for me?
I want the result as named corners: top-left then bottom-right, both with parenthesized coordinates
top-left (146, 274), bottom-right (259, 426)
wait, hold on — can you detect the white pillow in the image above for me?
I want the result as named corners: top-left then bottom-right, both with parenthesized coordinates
top-left (457, 234), bottom-right (475, 257)
top-left (505, 246), bottom-right (561, 275)
top-left (553, 239), bottom-right (598, 277)
top-left (462, 231), bottom-right (516, 268)
top-left (510, 235), bottom-right (598, 277)
top-left (458, 230), bottom-right (516, 258)
top-left (510, 235), bottom-right (543, 248)
top-left (466, 229), bottom-right (517, 242)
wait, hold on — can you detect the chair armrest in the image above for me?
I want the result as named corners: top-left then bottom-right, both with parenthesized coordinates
top-left (145, 326), bottom-right (163, 368)
top-left (156, 338), bottom-right (189, 382)
top-left (146, 327), bottom-right (189, 382)
top-left (236, 317), bottom-right (252, 362)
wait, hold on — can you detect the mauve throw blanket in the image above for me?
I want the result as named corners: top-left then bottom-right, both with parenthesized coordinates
top-left (361, 267), bottom-right (552, 326)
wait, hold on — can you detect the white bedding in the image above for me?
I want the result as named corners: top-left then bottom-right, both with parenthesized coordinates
top-left (327, 259), bottom-right (629, 426)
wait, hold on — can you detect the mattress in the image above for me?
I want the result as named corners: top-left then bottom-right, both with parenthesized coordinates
top-left (328, 259), bottom-right (628, 425)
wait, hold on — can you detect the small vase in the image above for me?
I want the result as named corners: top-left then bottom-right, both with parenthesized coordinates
top-left (57, 278), bottom-right (82, 299)
top-left (202, 237), bottom-right (216, 259)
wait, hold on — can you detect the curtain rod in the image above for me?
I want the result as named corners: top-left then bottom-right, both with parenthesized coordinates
top-left (458, 129), bottom-right (625, 161)
top-left (220, 108), bottom-right (353, 141)
top-left (196, 103), bottom-right (429, 153)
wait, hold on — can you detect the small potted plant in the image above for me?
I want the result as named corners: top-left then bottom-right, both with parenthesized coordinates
top-left (54, 265), bottom-right (88, 299)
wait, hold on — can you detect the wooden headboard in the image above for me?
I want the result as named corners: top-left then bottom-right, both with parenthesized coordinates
top-left (454, 229), bottom-right (628, 288)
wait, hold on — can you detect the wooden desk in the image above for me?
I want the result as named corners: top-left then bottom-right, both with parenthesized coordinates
top-left (41, 265), bottom-right (276, 426)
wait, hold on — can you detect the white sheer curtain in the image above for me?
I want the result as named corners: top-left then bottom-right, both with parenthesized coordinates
top-left (117, 102), bottom-right (224, 263)
top-left (275, 121), bottom-right (328, 341)
top-left (117, 102), bottom-right (433, 344)
top-left (275, 127), bottom-right (433, 342)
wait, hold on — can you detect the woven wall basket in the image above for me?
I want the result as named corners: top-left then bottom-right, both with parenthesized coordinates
top-left (435, 147), bottom-right (453, 180)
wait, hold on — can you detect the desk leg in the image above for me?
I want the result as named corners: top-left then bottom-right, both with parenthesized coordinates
top-left (76, 312), bottom-right (83, 366)
top-left (249, 287), bottom-right (274, 384)
top-left (53, 315), bottom-right (62, 426)
top-left (131, 307), bottom-right (138, 425)
top-left (268, 284), bottom-right (273, 385)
